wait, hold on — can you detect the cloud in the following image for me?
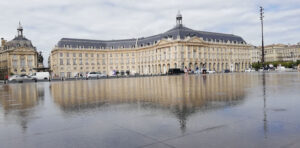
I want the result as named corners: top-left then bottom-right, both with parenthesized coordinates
top-left (0, 0), bottom-right (299, 66)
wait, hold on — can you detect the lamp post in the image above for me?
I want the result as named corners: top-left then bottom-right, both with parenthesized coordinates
top-left (260, 6), bottom-right (265, 67)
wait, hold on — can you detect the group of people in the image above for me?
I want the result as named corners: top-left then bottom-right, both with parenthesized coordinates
top-left (184, 66), bottom-right (200, 74)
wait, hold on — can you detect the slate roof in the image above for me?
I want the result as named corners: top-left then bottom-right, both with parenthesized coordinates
top-left (4, 36), bottom-right (35, 50)
top-left (57, 24), bottom-right (246, 49)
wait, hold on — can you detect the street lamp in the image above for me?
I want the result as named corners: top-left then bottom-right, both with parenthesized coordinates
top-left (260, 6), bottom-right (265, 67)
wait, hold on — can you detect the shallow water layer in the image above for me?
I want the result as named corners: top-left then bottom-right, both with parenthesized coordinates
top-left (0, 73), bottom-right (300, 148)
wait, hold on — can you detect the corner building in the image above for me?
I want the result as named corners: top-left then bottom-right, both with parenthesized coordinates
top-left (50, 13), bottom-right (252, 77)
top-left (0, 23), bottom-right (40, 79)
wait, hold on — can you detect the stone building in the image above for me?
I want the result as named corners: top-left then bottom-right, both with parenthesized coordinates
top-left (50, 13), bottom-right (252, 77)
top-left (250, 46), bottom-right (261, 63)
top-left (255, 43), bottom-right (300, 62)
top-left (0, 23), bottom-right (41, 79)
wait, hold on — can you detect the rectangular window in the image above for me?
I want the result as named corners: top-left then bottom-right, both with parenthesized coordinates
top-left (28, 60), bottom-right (33, 68)
top-left (60, 72), bottom-right (65, 78)
top-left (13, 60), bottom-right (18, 68)
top-left (60, 53), bottom-right (63, 57)
top-left (66, 53), bottom-right (69, 57)
top-left (13, 55), bottom-right (18, 60)
top-left (60, 59), bottom-right (64, 65)
top-left (79, 53), bottom-right (82, 57)
top-left (28, 55), bottom-right (33, 60)
top-left (20, 58), bottom-right (25, 67)
top-left (73, 59), bottom-right (76, 65)
top-left (67, 59), bottom-right (70, 65)
top-left (73, 53), bottom-right (76, 57)
top-left (85, 53), bottom-right (88, 57)
top-left (79, 59), bottom-right (82, 65)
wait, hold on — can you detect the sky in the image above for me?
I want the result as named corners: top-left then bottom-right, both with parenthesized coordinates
top-left (1, 0), bottom-right (300, 66)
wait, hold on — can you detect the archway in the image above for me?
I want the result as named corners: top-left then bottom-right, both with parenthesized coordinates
top-left (158, 64), bottom-right (161, 74)
top-left (213, 63), bottom-right (216, 71)
top-left (194, 63), bottom-right (198, 71)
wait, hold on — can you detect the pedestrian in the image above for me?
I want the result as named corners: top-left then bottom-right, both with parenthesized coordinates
top-left (4, 75), bottom-right (8, 84)
top-left (184, 66), bottom-right (188, 75)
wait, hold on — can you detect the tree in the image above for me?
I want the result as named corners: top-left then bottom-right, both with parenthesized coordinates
top-left (251, 62), bottom-right (262, 71)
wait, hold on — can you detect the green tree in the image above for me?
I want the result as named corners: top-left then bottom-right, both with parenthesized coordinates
top-left (251, 62), bottom-right (262, 71)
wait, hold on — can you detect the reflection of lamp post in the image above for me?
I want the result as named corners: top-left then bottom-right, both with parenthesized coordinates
top-left (262, 73), bottom-right (268, 138)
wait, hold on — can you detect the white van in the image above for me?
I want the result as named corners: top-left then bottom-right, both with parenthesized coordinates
top-left (31, 72), bottom-right (50, 80)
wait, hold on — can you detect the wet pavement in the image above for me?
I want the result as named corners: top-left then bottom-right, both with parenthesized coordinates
top-left (0, 72), bottom-right (300, 148)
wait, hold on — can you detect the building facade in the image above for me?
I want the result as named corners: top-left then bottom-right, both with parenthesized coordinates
top-left (50, 13), bottom-right (252, 77)
top-left (0, 23), bottom-right (42, 79)
top-left (254, 43), bottom-right (300, 62)
top-left (250, 46), bottom-right (261, 63)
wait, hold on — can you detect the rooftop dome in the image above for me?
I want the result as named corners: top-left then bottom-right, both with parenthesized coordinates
top-left (3, 23), bottom-right (35, 50)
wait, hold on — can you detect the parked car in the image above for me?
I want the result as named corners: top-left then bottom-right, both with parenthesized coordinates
top-left (86, 72), bottom-right (105, 79)
top-left (245, 69), bottom-right (255, 72)
top-left (207, 70), bottom-right (216, 74)
top-left (224, 69), bottom-right (230, 73)
top-left (31, 72), bottom-right (50, 80)
top-left (8, 74), bottom-right (34, 82)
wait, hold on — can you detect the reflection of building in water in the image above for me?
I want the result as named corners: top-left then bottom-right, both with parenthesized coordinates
top-left (0, 84), bottom-right (44, 130)
top-left (0, 84), bottom-right (39, 111)
top-left (51, 75), bottom-right (250, 132)
top-left (51, 75), bottom-right (250, 111)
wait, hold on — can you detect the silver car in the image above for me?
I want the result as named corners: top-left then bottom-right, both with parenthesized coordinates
top-left (8, 74), bottom-right (34, 82)
top-left (86, 72), bottom-right (105, 79)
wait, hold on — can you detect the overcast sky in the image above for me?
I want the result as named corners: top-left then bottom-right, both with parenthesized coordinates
top-left (1, 0), bottom-right (300, 66)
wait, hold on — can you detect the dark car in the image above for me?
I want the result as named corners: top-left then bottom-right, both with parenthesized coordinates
top-left (224, 69), bottom-right (230, 73)
top-left (168, 68), bottom-right (183, 75)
